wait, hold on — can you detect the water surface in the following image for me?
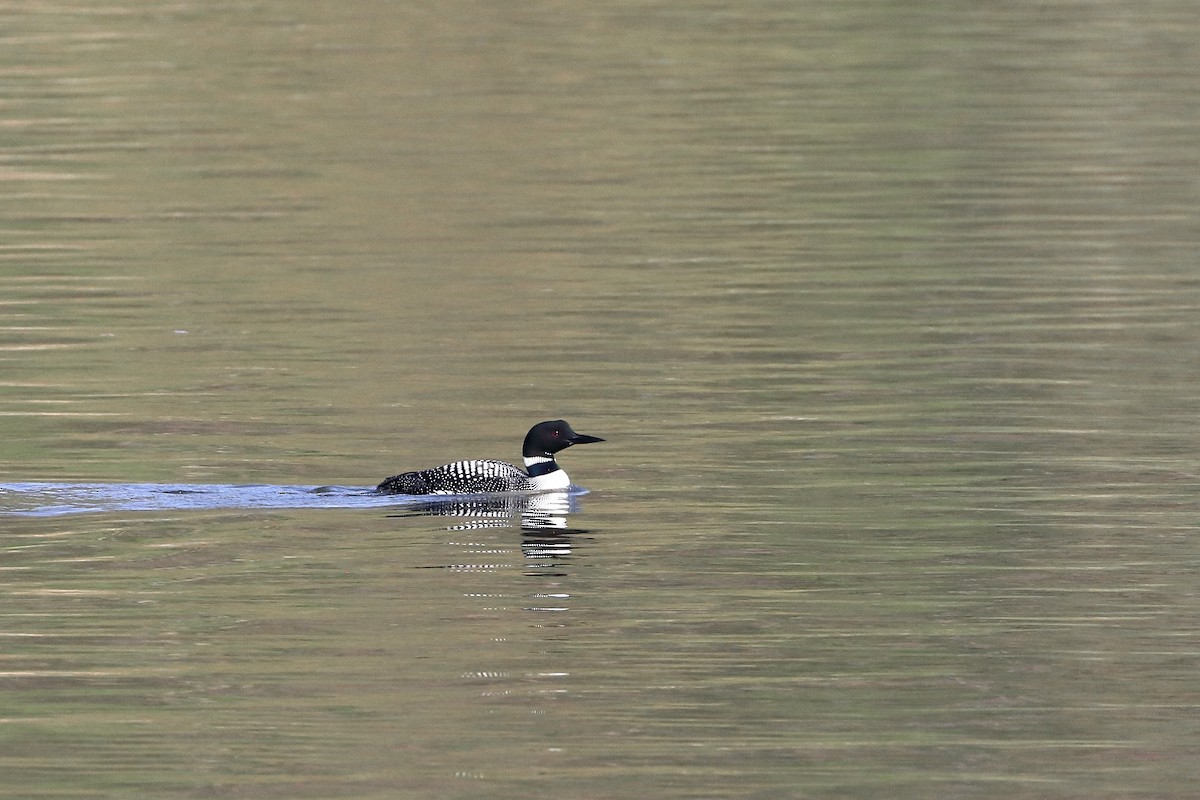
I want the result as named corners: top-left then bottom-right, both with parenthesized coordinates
top-left (3, 2), bottom-right (1200, 798)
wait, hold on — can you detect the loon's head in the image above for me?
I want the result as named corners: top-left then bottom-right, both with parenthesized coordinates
top-left (522, 419), bottom-right (605, 458)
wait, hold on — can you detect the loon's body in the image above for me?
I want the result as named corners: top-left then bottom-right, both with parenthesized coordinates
top-left (375, 420), bottom-right (604, 495)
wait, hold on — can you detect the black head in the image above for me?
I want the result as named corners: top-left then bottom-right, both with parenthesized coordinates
top-left (522, 419), bottom-right (605, 458)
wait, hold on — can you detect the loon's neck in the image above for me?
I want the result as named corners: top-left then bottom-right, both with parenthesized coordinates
top-left (524, 455), bottom-right (570, 489)
top-left (523, 455), bottom-right (559, 477)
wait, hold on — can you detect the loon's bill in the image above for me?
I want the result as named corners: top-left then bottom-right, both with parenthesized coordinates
top-left (376, 419), bottom-right (604, 495)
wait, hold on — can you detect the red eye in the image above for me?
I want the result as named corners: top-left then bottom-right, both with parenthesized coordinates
top-left (553, 430), bottom-right (560, 436)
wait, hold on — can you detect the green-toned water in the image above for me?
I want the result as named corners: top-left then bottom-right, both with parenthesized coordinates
top-left (3, 2), bottom-right (1199, 798)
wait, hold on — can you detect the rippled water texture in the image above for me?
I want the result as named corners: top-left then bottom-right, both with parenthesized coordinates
top-left (0, 482), bottom-right (589, 519)
top-left (3, 2), bottom-right (1200, 799)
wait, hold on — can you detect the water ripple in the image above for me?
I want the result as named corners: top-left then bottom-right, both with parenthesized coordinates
top-left (0, 482), bottom-right (588, 517)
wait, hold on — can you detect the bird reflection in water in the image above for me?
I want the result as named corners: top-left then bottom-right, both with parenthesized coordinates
top-left (391, 490), bottom-right (583, 529)
top-left (391, 490), bottom-right (590, 574)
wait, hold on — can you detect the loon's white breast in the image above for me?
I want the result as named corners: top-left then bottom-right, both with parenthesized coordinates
top-left (525, 456), bottom-right (572, 491)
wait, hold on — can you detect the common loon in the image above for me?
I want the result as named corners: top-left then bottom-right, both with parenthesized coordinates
top-left (375, 419), bottom-right (604, 495)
